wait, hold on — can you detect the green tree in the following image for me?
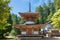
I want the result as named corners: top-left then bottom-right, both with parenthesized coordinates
top-left (11, 14), bottom-right (23, 24)
top-left (10, 14), bottom-right (18, 36)
top-left (51, 9), bottom-right (60, 28)
top-left (6, 14), bottom-right (13, 33)
top-left (36, 5), bottom-right (44, 24)
top-left (15, 15), bottom-right (19, 24)
top-left (0, 0), bottom-right (11, 38)
top-left (46, 1), bottom-right (56, 22)
top-left (10, 14), bottom-right (22, 36)
top-left (54, 0), bottom-right (60, 10)
top-left (35, 0), bottom-right (56, 24)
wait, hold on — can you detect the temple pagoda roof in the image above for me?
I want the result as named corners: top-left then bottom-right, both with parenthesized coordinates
top-left (15, 24), bottom-right (46, 29)
top-left (19, 12), bottom-right (40, 21)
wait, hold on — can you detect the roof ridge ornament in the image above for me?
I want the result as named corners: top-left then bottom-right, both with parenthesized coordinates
top-left (29, 1), bottom-right (31, 12)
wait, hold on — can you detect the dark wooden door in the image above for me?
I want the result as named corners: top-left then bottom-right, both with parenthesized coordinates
top-left (27, 28), bottom-right (33, 35)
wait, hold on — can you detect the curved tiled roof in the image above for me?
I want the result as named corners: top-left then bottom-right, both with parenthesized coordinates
top-left (15, 24), bottom-right (46, 29)
top-left (19, 12), bottom-right (40, 21)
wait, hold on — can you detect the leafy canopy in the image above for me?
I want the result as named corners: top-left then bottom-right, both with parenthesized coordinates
top-left (51, 9), bottom-right (60, 27)
top-left (0, 0), bottom-right (11, 30)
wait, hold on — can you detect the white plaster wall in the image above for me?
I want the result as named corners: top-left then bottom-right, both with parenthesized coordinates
top-left (21, 31), bottom-right (26, 35)
top-left (33, 31), bottom-right (39, 35)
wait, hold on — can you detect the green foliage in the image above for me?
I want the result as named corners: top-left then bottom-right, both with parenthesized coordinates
top-left (0, 0), bottom-right (11, 30)
top-left (0, 0), bottom-right (11, 38)
top-left (51, 0), bottom-right (60, 28)
top-left (35, 0), bottom-right (56, 24)
top-left (10, 14), bottom-right (24, 36)
top-left (51, 9), bottom-right (60, 27)
top-left (11, 14), bottom-right (22, 25)
top-left (6, 14), bottom-right (13, 33)
top-left (10, 27), bottom-right (20, 36)
top-left (12, 13), bottom-right (25, 24)
top-left (46, 2), bottom-right (56, 21)
top-left (20, 20), bottom-right (25, 24)
top-left (54, 0), bottom-right (60, 10)
top-left (11, 14), bottom-right (16, 25)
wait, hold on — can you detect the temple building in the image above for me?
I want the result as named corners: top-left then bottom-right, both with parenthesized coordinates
top-left (15, 12), bottom-right (46, 36)
top-left (15, 2), bottom-right (46, 37)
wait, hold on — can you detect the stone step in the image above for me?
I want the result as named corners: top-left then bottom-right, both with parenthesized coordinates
top-left (16, 37), bottom-right (60, 40)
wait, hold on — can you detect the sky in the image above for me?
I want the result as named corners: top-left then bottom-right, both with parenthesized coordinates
top-left (9, 0), bottom-right (53, 15)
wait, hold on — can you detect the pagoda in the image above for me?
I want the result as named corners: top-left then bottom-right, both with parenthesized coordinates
top-left (15, 2), bottom-right (46, 37)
